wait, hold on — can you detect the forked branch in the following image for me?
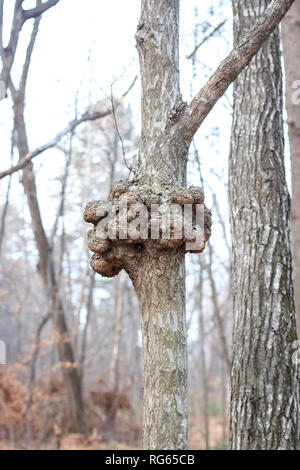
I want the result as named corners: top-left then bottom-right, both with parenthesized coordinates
top-left (0, 76), bottom-right (137, 179)
top-left (22, 0), bottom-right (60, 20)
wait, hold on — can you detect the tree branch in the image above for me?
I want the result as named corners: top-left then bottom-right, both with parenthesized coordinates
top-left (0, 1), bottom-right (25, 90)
top-left (22, 0), bottom-right (60, 20)
top-left (0, 110), bottom-right (111, 179)
top-left (0, 76), bottom-right (137, 179)
top-left (187, 20), bottom-right (226, 60)
top-left (20, 14), bottom-right (41, 93)
top-left (0, 0), bottom-right (56, 97)
top-left (181, 0), bottom-right (296, 144)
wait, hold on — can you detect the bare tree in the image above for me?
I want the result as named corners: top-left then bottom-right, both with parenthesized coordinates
top-left (0, 0), bottom-right (60, 95)
top-left (84, 0), bottom-right (297, 450)
top-left (229, 0), bottom-right (299, 450)
top-left (1, 0), bottom-right (85, 433)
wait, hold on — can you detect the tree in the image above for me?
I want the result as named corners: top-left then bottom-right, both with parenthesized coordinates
top-left (84, 0), bottom-right (297, 449)
top-left (229, 0), bottom-right (299, 450)
top-left (0, 0), bottom-right (85, 433)
top-left (282, 0), bottom-right (300, 336)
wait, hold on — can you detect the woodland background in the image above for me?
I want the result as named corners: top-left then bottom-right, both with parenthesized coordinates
top-left (0, 0), bottom-right (292, 450)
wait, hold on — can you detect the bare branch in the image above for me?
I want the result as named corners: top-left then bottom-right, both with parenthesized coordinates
top-left (207, 242), bottom-right (231, 373)
top-left (181, 0), bottom-right (296, 144)
top-left (22, 0), bottom-right (60, 20)
top-left (0, 110), bottom-right (110, 179)
top-left (79, 270), bottom-right (95, 380)
top-left (187, 20), bottom-right (226, 60)
top-left (110, 85), bottom-right (128, 171)
top-left (0, 76), bottom-right (138, 179)
top-left (50, 131), bottom-right (73, 247)
top-left (0, 0), bottom-right (46, 97)
top-left (20, 14), bottom-right (41, 92)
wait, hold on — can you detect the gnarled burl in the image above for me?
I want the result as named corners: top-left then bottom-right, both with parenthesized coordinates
top-left (84, 181), bottom-right (211, 279)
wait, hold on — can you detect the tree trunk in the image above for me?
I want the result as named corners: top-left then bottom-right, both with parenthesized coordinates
top-left (282, 0), bottom-right (300, 336)
top-left (132, 250), bottom-right (187, 449)
top-left (229, 0), bottom-right (299, 450)
top-left (13, 93), bottom-right (85, 434)
top-left (207, 242), bottom-right (231, 372)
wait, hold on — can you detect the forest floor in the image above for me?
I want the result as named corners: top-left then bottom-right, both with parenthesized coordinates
top-left (0, 416), bottom-right (228, 450)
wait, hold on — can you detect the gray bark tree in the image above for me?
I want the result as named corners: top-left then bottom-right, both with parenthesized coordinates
top-left (282, 0), bottom-right (300, 337)
top-left (83, 0), bottom-right (297, 449)
top-left (229, 0), bottom-right (299, 450)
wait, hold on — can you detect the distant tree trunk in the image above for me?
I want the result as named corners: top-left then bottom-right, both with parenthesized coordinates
top-left (104, 271), bottom-right (126, 435)
top-left (135, 3), bottom-right (186, 450)
top-left (132, 251), bottom-right (187, 449)
top-left (0, 138), bottom-right (13, 256)
top-left (282, 0), bottom-right (300, 336)
top-left (198, 258), bottom-right (210, 450)
top-left (84, 0), bottom-right (297, 450)
top-left (229, 0), bottom-right (299, 450)
top-left (207, 242), bottom-right (231, 372)
top-left (80, 270), bottom-right (95, 385)
top-left (108, 271), bottom-right (126, 390)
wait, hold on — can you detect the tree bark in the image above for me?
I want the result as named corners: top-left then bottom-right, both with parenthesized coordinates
top-left (229, 0), bottom-right (299, 450)
top-left (132, 250), bottom-right (187, 449)
top-left (281, 0), bottom-right (300, 337)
